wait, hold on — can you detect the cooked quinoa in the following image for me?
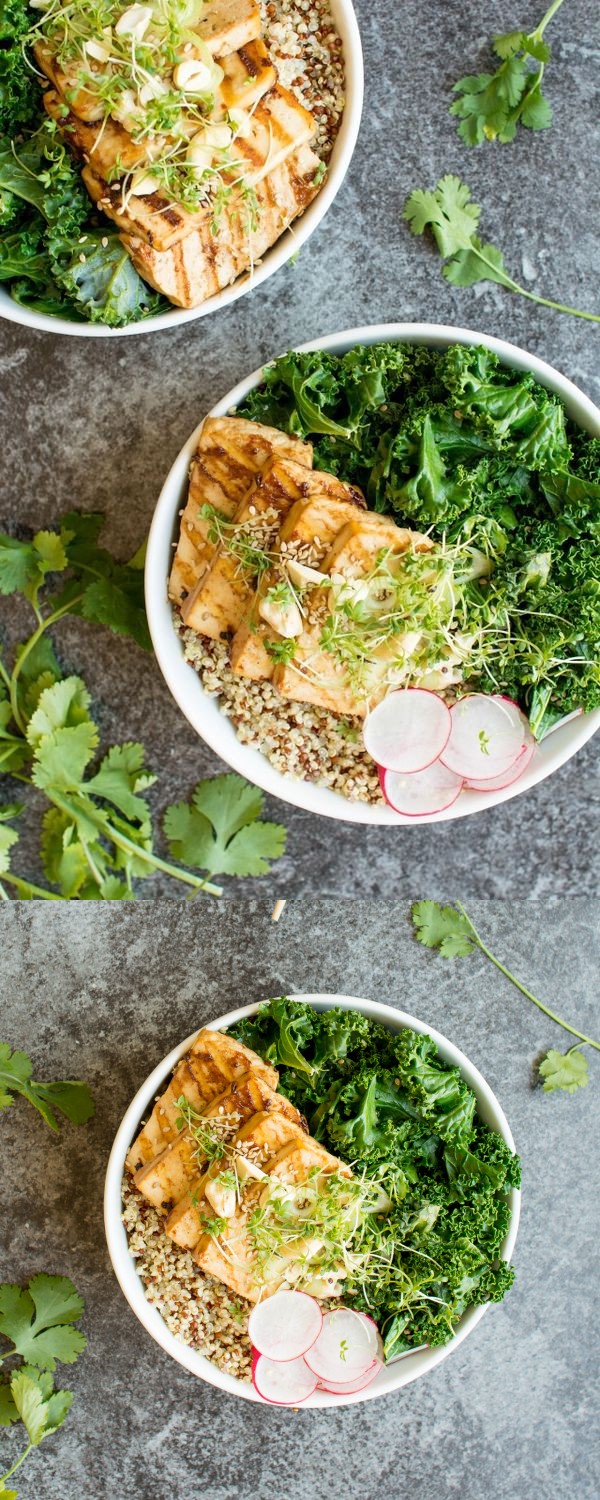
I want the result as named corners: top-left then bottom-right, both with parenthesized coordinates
top-left (122, 1174), bottom-right (253, 1382)
top-left (262, 0), bottom-right (345, 159)
top-left (176, 616), bottom-right (384, 805)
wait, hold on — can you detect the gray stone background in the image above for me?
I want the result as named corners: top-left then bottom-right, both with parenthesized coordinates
top-left (1, 899), bottom-right (599, 1499)
top-left (0, 0), bottom-right (599, 897)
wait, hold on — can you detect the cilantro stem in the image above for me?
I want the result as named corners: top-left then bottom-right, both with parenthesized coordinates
top-left (0, 655), bottom-right (11, 692)
top-left (0, 872), bottom-right (64, 900)
top-left (9, 595), bottom-right (86, 732)
top-left (48, 791), bottom-right (223, 897)
top-left (456, 903), bottom-right (600, 1052)
top-left (536, 0), bottom-right (565, 38)
top-left (1, 1441), bottom-right (34, 1483)
top-left (469, 245), bottom-right (600, 322)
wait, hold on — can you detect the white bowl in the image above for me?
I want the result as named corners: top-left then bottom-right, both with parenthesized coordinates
top-left (104, 992), bottom-right (520, 1409)
top-left (145, 320), bottom-right (600, 825)
top-left (0, 0), bottom-right (363, 339)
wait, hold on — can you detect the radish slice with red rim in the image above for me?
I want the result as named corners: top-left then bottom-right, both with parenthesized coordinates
top-left (252, 1353), bottom-right (318, 1405)
top-left (381, 761), bottom-right (464, 817)
top-left (465, 737), bottom-right (536, 792)
top-left (440, 694), bottom-right (528, 779)
top-left (304, 1308), bottom-right (381, 1382)
top-left (248, 1291), bottom-right (323, 1362)
top-left (317, 1359), bottom-right (382, 1395)
top-left (363, 689), bottom-right (451, 773)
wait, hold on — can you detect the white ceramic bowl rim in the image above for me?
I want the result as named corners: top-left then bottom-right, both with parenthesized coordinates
top-left (104, 993), bottom-right (521, 1409)
top-left (145, 320), bottom-right (600, 825)
top-left (0, 0), bottom-right (363, 338)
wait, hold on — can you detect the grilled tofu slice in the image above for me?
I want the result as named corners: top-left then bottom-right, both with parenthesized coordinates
top-left (34, 44), bottom-right (105, 123)
top-left (165, 1106), bottom-right (308, 1248)
top-left (196, 0), bottom-right (261, 56)
top-left (191, 1132), bottom-right (349, 1299)
top-left (230, 490), bottom-right (367, 680)
top-left (325, 515), bottom-right (432, 581)
top-left (273, 518), bottom-right (433, 715)
top-left (126, 1061), bottom-right (213, 1174)
top-left (169, 418), bottom-right (312, 606)
top-left (218, 39), bottom-right (276, 109)
top-left (126, 1028), bottom-right (277, 1173)
top-left (266, 1137), bottom-right (350, 1183)
top-left (120, 140), bottom-right (321, 307)
top-left (81, 85), bottom-right (316, 253)
top-left (188, 1027), bottom-right (278, 1093)
top-left (44, 90), bottom-right (154, 175)
top-left (34, 0), bottom-right (261, 123)
top-left (182, 462), bottom-right (366, 639)
top-left (134, 1069), bottom-right (303, 1210)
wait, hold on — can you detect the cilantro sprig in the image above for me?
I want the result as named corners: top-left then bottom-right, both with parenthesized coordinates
top-left (0, 1044), bottom-right (94, 1131)
top-left (0, 513), bottom-right (286, 899)
top-left (411, 901), bottom-right (599, 1094)
top-left (451, 0), bottom-right (564, 147)
top-left (0, 1275), bottom-right (86, 1496)
top-left (403, 175), bottom-right (600, 323)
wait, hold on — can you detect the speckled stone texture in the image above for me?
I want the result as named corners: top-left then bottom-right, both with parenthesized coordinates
top-left (0, 900), bottom-right (599, 1499)
top-left (0, 0), bottom-right (599, 896)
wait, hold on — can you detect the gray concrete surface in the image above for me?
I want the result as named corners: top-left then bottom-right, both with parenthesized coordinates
top-left (1, 0), bottom-right (599, 896)
top-left (1, 900), bottom-right (599, 1500)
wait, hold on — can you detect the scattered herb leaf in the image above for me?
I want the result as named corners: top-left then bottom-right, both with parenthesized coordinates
top-left (403, 175), bottom-right (600, 322)
top-left (451, 0), bottom-right (564, 146)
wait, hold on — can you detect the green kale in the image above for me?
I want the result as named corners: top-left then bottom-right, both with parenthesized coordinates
top-left (0, 0), bottom-right (39, 134)
top-left (0, 120), bottom-right (169, 325)
top-left (229, 998), bottom-right (519, 1353)
top-left (237, 341), bottom-right (600, 726)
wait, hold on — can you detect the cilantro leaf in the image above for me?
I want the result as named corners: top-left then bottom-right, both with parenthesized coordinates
top-left (85, 743), bottom-right (157, 823)
top-left (404, 176), bottom-right (600, 323)
top-left (403, 174), bottom-right (480, 256)
top-left (164, 773), bottom-right (287, 879)
top-left (451, 2), bottom-right (563, 147)
top-left (411, 901), bottom-right (476, 957)
top-left (0, 1276), bottom-right (86, 1371)
top-left (538, 1048), bottom-right (589, 1094)
top-left (0, 1043), bottom-right (94, 1132)
top-left (0, 811), bottom-right (19, 877)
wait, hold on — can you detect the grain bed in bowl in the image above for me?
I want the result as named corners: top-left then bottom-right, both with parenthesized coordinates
top-left (262, 0), bottom-right (345, 157)
top-left (176, 617), bottom-right (384, 804)
top-left (122, 1175), bottom-right (253, 1382)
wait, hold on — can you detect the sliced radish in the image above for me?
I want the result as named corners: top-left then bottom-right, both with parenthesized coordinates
top-left (304, 1307), bottom-right (381, 1382)
top-left (317, 1359), bottom-right (382, 1394)
top-left (248, 1291), bottom-right (323, 1362)
top-left (252, 1353), bottom-right (318, 1405)
top-left (465, 738), bottom-right (536, 792)
top-left (441, 694), bottom-right (527, 779)
top-left (363, 689), bottom-right (451, 773)
top-left (381, 761), bottom-right (463, 817)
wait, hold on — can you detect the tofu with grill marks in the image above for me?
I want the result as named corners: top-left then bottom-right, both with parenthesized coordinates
top-left (134, 1070), bottom-right (303, 1209)
top-left (196, 0), bottom-right (261, 56)
top-left (119, 140), bottom-right (321, 308)
top-left (80, 85), bottom-right (316, 254)
top-left (191, 1135), bottom-right (349, 1299)
top-left (273, 518), bottom-right (433, 715)
top-left (165, 1106), bottom-right (309, 1249)
top-left (34, 0), bottom-right (261, 125)
top-left (230, 489), bottom-right (368, 681)
top-left (169, 418), bottom-right (312, 606)
top-left (126, 1028), bottom-right (277, 1173)
top-left (182, 461), bottom-right (366, 639)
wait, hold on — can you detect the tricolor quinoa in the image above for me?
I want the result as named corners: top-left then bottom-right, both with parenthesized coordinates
top-left (262, 0), bottom-right (346, 158)
top-left (122, 1175), bottom-right (253, 1381)
top-left (176, 619), bottom-right (384, 804)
